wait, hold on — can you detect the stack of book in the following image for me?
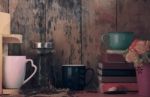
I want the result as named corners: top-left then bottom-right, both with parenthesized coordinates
top-left (98, 53), bottom-right (138, 93)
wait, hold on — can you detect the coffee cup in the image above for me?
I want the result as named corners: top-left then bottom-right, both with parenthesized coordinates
top-left (3, 56), bottom-right (37, 89)
top-left (62, 64), bottom-right (94, 90)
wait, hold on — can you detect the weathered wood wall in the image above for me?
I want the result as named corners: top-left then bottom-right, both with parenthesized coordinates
top-left (117, 0), bottom-right (150, 40)
top-left (0, 0), bottom-right (9, 12)
top-left (81, 0), bottom-right (116, 89)
top-left (8, 0), bottom-right (82, 63)
top-left (0, 0), bottom-right (150, 90)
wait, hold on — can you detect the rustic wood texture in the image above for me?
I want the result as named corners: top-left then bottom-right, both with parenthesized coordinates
top-left (0, 5), bottom-right (9, 93)
top-left (117, 0), bottom-right (150, 40)
top-left (46, 0), bottom-right (82, 64)
top-left (0, 35), bottom-right (2, 94)
top-left (0, 0), bottom-right (9, 12)
top-left (9, 0), bottom-right (42, 56)
top-left (82, 0), bottom-right (116, 67)
top-left (9, 0), bottom-right (82, 64)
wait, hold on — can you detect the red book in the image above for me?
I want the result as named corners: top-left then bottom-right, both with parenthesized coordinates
top-left (101, 53), bottom-right (127, 63)
top-left (99, 83), bottom-right (138, 93)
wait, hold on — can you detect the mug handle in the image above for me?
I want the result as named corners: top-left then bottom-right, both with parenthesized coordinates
top-left (85, 68), bottom-right (94, 87)
top-left (101, 33), bottom-right (108, 42)
top-left (23, 59), bottom-right (37, 84)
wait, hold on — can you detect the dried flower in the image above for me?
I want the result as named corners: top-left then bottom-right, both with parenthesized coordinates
top-left (125, 39), bottom-right (150, 68)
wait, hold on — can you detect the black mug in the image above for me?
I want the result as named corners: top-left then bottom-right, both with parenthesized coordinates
top-left (62, 64), bottom-right (94, 90)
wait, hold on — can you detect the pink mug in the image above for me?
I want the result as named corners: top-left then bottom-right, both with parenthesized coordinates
top-left (3, 56), bottom-right (37, 89)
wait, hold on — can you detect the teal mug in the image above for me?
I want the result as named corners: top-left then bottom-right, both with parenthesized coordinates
top-left (101, 32), bottom-right (134, 50)
top-left (62, 64), bottom-right (94, 90)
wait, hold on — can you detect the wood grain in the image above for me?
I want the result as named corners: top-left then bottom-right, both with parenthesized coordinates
top-left (82, 0), bottom-right (116, 66)
top-left (117, 0), bottom-right (150, 40)
top-left (0, 0), bottom-right (9, 12)
top-left (0, 36), bottom-right (2, 94)
top-left (9, 0), bottom-right (82, 63)
top-left (46, 0), bottom-right (81, 64)
top-left (9, 0), bottom-right (43, 56)
top-left (0, 0), bottom-right (9, 94)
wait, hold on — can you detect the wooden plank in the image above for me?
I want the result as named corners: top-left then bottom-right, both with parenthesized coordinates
top-left (3, 89), bottom-right (19, 94)
top-left (3, 34), bottom-right (22, 60)
top-left (117, 0), bottom-right (150, 40)
top-left (0, 0), bottom-right (9, 12)
top-left (3, 34), bottom-right (22, 43)
top-left (9, 0), bottom-right (43, 56)
top-left (81, 0), bottom-right (116, 90)
top-left (0, 12), bottom-right (10, 35)
top-left (82, 0), bottom-right (116, 66)
top-left (0, 35), bottom-right (2, 94)
top-left (46, 0), bottom-right (82, 64)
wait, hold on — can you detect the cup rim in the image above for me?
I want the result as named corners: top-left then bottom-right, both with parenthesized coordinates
top-left (62, 64), bottom-right (85, 66)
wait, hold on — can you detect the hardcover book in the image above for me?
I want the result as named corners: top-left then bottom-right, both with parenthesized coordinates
top-left (100, 82), bottom-right (138, 93)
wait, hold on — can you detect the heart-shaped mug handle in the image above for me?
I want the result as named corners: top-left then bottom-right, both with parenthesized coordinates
top-left (23, 59), bottom-right (37, 84)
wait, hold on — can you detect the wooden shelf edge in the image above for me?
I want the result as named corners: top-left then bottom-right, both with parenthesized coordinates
top-left (0, 36), bottom-right (2, 94)
top-left (2, 89), bottom-right (19, 94)
top-left (2, 34), bottom-right (22, 43)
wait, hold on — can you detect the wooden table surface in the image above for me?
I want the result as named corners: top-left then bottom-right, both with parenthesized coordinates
top-left (75, 92), bottom-right (143, 97)
top-left (0, 91), bottom-right (147, 97)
